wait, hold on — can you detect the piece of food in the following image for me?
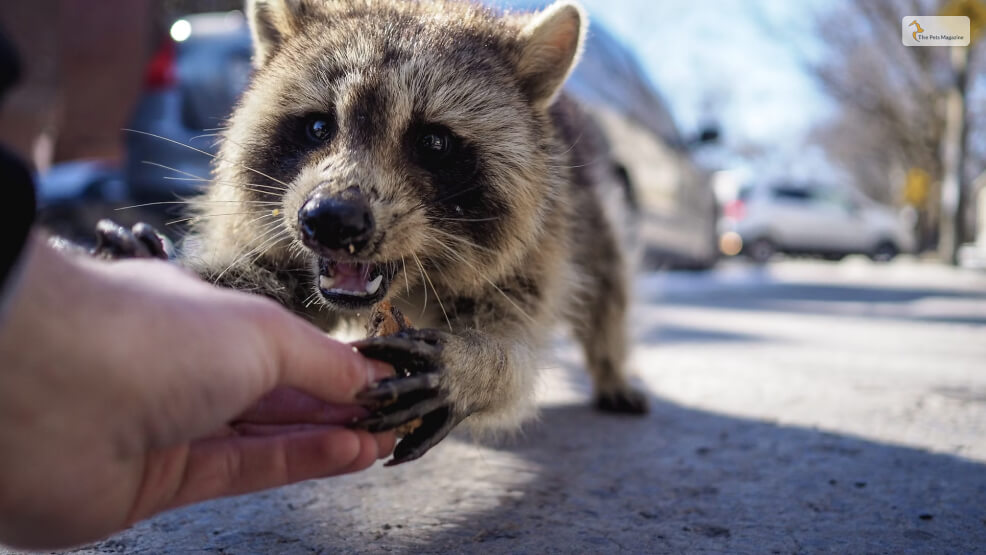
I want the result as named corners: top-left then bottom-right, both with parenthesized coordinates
top-left (364, 301), bottom-right (423, 437)
top-left (366, 300), bottom-right (412, 338)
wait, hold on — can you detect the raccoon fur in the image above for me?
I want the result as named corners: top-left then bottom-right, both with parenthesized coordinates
top-left (179, 0), bottom-right (648, 465)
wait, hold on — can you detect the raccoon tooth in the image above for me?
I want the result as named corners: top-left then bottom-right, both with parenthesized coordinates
top-left (366, 274), bottom-right (383, 295)
top-left (330, 288), bottom-right (366, 297)
top-left (319, 275), bottom-right (336, 290)
top-left (348, 244), bottom-right (355, 254)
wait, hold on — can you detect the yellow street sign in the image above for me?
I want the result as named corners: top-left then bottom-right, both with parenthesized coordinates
top-left (904, 168), bottom-right (931, 206)
top-left (941, 0), bottom-right (986, 41)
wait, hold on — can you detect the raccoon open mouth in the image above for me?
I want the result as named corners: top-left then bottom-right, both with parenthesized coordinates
top-left (317, 258), bottom-right (394, 309)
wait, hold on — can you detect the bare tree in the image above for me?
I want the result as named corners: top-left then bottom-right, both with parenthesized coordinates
top-left (764, 0), bottom-right (984, 250)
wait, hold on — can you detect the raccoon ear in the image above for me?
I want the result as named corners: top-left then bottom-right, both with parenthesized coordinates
top-left (247, 0), bottom-right (314, 67)
top-left (516, 1), bottom-right (586, 108)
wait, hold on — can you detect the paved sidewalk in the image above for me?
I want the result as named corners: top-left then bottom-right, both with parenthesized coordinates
top-left (42, 259), bottom-right (986, 553)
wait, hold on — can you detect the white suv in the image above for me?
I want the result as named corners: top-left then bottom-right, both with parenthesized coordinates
top-left (719, 183), bottom-right (915, 263)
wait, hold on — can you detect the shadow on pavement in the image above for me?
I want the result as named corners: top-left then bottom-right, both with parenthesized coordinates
top-left (406, 400), bottom-right (986, 554)
top-left (81, 391), bottom-right (986, 554)
top-left (636, 322), bottom-right (769, 345)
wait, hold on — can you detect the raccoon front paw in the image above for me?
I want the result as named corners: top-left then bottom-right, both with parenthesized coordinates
top-left (92, 219), bottom-right (173, 260)
top-left (351, 329), bottom-right (466, 466)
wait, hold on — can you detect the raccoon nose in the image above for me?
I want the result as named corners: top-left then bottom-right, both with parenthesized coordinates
top-left (298, 189), bottom-right (375, 254)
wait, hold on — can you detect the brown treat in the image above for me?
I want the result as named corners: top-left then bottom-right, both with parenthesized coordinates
top-left (365, 301), bottom-right (422, 436)
top-left (366, 300), bottom-right (413, 337)
top-left (395, 418), bottom-right (423, 437)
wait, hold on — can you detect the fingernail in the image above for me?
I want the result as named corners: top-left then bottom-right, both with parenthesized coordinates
top-left (368, 360), bottom-right (395, 383)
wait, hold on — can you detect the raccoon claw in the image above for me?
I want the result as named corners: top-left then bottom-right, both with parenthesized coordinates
top-left (355, 373), bottom-right (441, 404)
top-left (352, 330), bottom-right (461, 465)
top-left (92, 219), bottom-right (172, 260)
top-left (352, 330), bottom-right (444, 376)
top-left (352, 395), bottom-right (446, 433)
top-left (386, 406), bottom-right (464, 466)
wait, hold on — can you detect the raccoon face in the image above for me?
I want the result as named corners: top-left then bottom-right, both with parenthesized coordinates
top-left (220, 0), bottom-right (584, 311)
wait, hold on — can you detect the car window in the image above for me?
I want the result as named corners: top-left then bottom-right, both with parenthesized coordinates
top-left (770, 187), bottom-right (815, 203)
top-left (815, 188), bottom-right (849, 209)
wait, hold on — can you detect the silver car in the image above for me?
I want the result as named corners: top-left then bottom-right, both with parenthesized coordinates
top-left (720, 183), bottom-right (915, 263)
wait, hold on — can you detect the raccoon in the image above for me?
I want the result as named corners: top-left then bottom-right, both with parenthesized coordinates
top-left (120, 0), bottom-right (648, 465)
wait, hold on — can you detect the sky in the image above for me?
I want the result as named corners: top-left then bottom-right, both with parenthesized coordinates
top-left (501, 0), bottom-right (838, 178)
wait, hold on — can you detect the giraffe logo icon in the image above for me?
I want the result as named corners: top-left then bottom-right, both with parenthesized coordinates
top-left (909, 19), bottom-right (925, 41)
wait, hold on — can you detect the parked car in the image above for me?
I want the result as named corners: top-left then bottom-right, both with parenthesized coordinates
top-left (719, 182), bottom-right (915, 263)
top-left (565, 24), bottom-right (720, 270)
top-left (36, 12), bottom-right (253, 242)
top-left (126, 11), bottom-right (253, 202)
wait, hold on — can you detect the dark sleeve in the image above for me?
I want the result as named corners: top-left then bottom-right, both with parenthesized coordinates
top-left (0, 146), bottom-right (36, 301)
top-left (0, 26), bottom-right (34, 306)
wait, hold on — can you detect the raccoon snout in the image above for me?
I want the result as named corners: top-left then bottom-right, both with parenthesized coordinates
top-left (298, 188), bottom-right (375, 255)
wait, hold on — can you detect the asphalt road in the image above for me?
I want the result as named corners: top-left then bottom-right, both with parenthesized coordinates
top-left (38, 257), bottom-right (986, 553)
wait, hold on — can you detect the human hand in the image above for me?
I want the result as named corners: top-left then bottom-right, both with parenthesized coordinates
top-left (0, 235), bottom-right (395, 549)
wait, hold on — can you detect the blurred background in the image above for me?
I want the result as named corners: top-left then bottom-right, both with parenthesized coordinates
top-left (1, 0), bottom-right (984, 271)
top-left (3, 2), bottom-right (985, 551)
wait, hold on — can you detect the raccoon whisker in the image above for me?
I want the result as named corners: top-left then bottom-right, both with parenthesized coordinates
top-left (287, 242), bottom-right (307, 261)
top-left (147, 160), bottom-right (285, 196)
top-left (213, 223), bottom-right (289, 282)
top-left (124, 129), bottom-right (294, 191)
top-left (425, 236), bottom-right (535, 325)
top-left (162, 176), bottom-right (211, 184)
top-left (303, 290), bottom-right (320, 309)
top-left (164, 176), bottom-right (288, 193)
top-left (248, 234), bottom-right (291, 267)
top-left (188, 132), bottom-right (223, 143)
top-left (210, 216), bottom-right (283, 264)
top-left (410, 252), bottom-right (429, 320)
top-left (164, 211), bottom-right (274, 225)
top-left (546, 156), bottom-right (610, 170)
top-left (433, 184), bottom-right (487, 206)
top-left (240, 211), bottom-right (283, 231)
top-left (239, 187), bottom-right (288, 199)
top-left (165, 211), bottom-right (272, 226)
top-left (116, 200), bottom-right (279, 211)
top-left (558, 128), bottom-right (585, 157)
top-left (547, 161), bottom-right (602, 170)
top-left (417, 253), bottom-right (452, 332)
top-left (428, 228), bottom-right (498, 255)
top-left (431, 216), bottom-right (501, 223)
top-left (399, 254), bottom-right (411, 297)
top-left (141, 160), bottom-right (209, 182)
top-left (483, 277), bottom-right (536, 325)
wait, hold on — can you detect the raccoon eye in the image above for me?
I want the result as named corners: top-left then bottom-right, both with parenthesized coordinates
top-left (415, 126), bottom-right (456, 168)
top-left (305, 114), bottom-right (336, 143)
top-left (419, 132), bottom-right (449, 154)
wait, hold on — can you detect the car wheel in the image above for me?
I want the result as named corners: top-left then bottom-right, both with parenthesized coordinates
top-left (746, 238), bottom-right (775, 264)
top-left (870, 241), bottom-right (898, 263)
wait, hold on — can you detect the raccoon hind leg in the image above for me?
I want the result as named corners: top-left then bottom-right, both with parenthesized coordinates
top-left (570, 225), bottom-right (649, 415)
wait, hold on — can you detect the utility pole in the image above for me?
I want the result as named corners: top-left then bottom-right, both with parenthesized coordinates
top-left (939, 0), bottom-right (985, 264)
top-left (937, 45), bottom-right (968, 265)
